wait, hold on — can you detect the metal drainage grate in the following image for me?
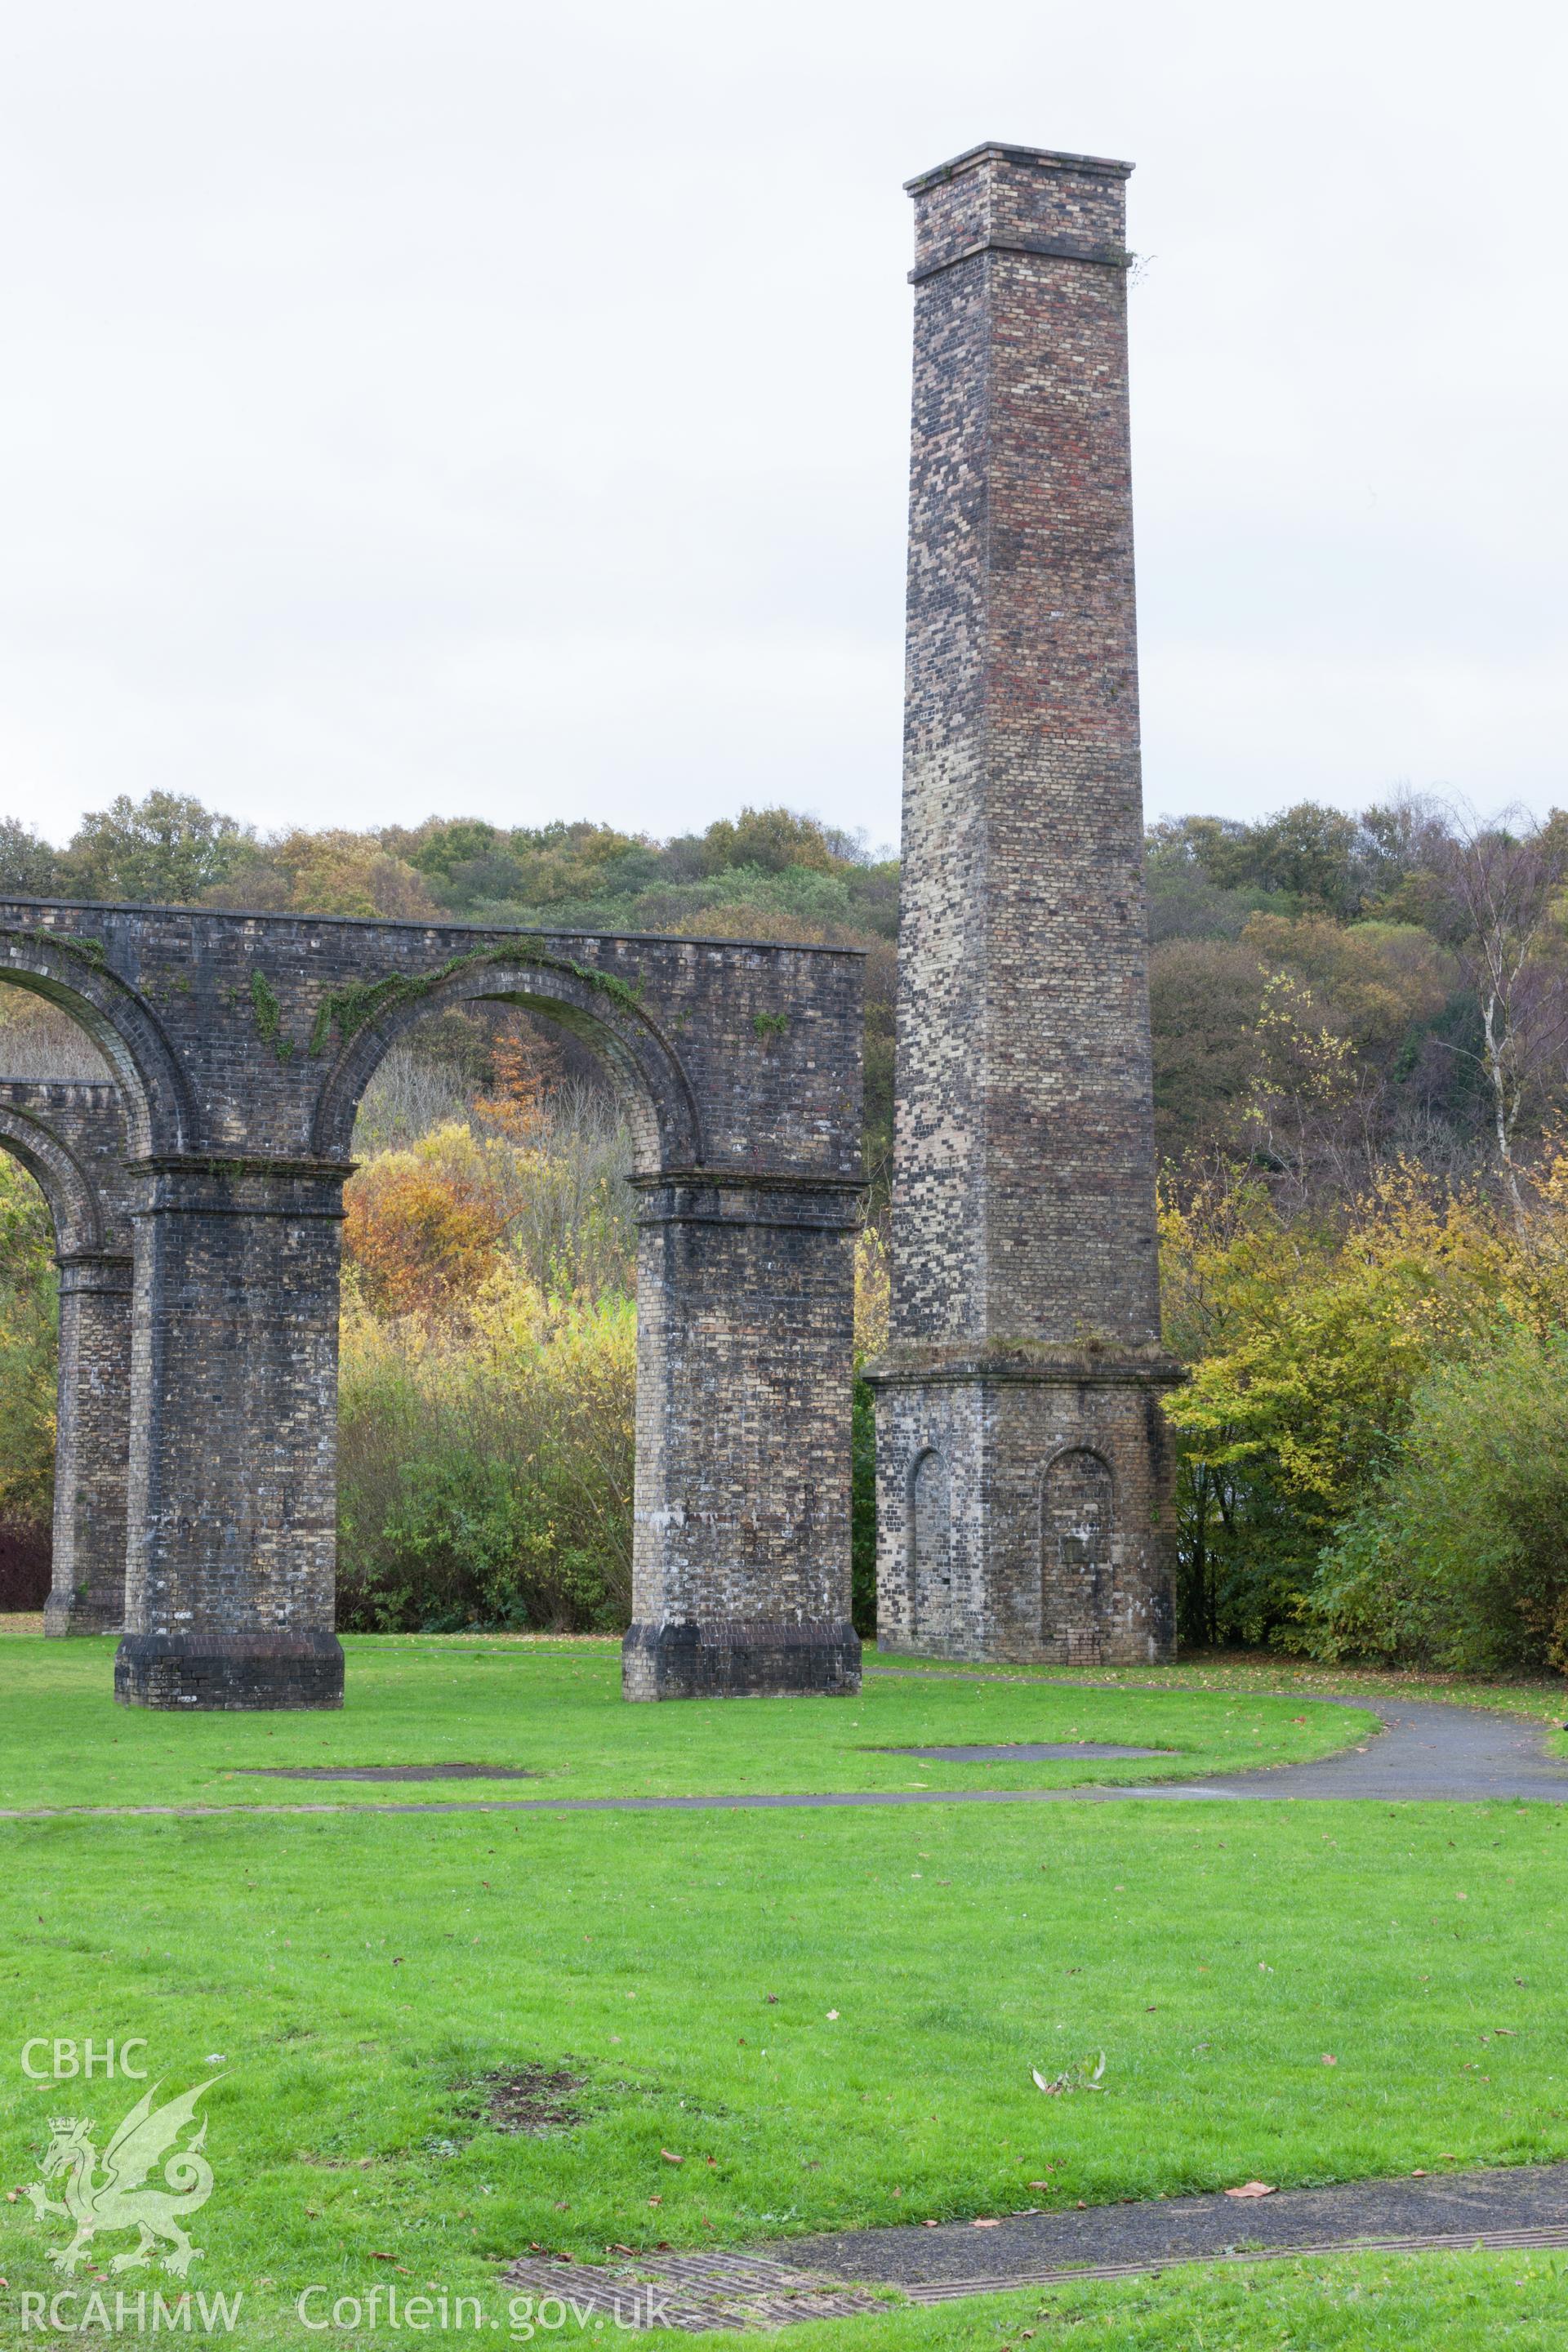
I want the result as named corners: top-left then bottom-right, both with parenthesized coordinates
top-left (501, 2252), bottom-right (888, 2332)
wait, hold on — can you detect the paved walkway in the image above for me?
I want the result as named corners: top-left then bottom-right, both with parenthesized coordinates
top-left (4, 1690), bottom-right (1566, 1820)
top-left (1161, 1693), bottom-right (1568, 1802)
top-left (499, 2163), bottom-right (1568, 2331)
top-left (773, 2159), bottom-right (1568, 2298)
top-left (863, 1677), bottom-right (1568, 1804)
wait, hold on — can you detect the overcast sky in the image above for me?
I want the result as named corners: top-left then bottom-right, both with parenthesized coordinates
top-left (1, 0), bottom-right (1564, 852)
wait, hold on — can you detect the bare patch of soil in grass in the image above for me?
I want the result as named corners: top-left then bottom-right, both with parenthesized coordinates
top-left (482, 2064), bottom-right (589, 2135)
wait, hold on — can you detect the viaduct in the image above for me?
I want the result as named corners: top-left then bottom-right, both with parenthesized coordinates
top-left (0, 141), bottom-right (1174, 1708)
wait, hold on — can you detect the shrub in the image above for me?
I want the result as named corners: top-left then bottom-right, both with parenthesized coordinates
top-left (336, 1270), bottom-right (635, 1633)
top-left (1160, 1166), bottom-right (1512, 1646)
top-left (1294, 1323), bottom-right (1568, 1673)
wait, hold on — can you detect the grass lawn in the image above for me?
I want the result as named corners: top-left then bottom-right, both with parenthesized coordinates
top-left (0, 1636), bottom-right (1373, 1813)
top-left (2, 1635), bottom-right (1567, 2348)
top-left (869, 1650), bottom-right (1568, 1734)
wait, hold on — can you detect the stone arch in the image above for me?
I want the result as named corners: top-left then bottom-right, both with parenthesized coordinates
top-left (0, 931), bottom-right (192, 1158)
top-left (308, 953), bottom-right (702, 1171)
top-left (1040, 1446), bottom-right (1115, 1657)
top-left (0, 908), bottom-right (862, 1709)
top-left (0, 1098), bottom-right (112, 1258)
top-left (909, 1446), bottom-right (953, 1643)
top-left (0, 1082), bottom-right (135, 1639)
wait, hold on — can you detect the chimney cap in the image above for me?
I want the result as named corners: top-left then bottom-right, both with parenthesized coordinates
top-left (905, 142), bottom-right (1134, 198)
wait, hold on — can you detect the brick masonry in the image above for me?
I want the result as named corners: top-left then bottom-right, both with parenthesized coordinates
top-left (0, 912), bottom-right (865, 1707)
top-left (868, 143), bottom-right (1179, 1666)
top-left (0, 1082), bottom-right (135, 1637)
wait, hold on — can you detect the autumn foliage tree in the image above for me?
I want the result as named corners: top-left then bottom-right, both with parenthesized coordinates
top-left (343, 1129), bottom-right (515, 1316)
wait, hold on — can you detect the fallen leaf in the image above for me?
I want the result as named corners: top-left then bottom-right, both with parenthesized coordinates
top-left (972, 2218), bottom-right (1002, 2228)
top-left (1321, 2054), bottom-right (1338, 2066)
top-left (647, 2196), bottom-right (662, 2207)
top-left (660, 2151), bottom-right (684, 2166)
top-left (370, 2252), bottom-right (395, 2262)
top-left (1411, 2169), bottom-right (1428, 2176)
top-left (922, 2220), bottom-right (938, 2230)
top-left (826, 2010), bottom-right (840, 2021)
top-left (1224, 2182), bottom-right (1276, 2199)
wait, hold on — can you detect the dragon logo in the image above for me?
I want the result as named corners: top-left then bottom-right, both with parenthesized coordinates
top-left (24, 2078), bottom-right (219, 2276)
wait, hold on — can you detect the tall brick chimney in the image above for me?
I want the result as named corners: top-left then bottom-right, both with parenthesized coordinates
top-left (866, 141), bottom-right (1180, 1665)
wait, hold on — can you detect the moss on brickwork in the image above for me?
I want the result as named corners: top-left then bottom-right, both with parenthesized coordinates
top-left (308, 948), bottom-right (643, 1058)
top-left (249, 969), bottom-right (294, 1062)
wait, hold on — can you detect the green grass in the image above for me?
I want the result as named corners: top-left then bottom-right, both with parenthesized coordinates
top-left (0, 1637), bottom-right (1372, 1813)
top-left (869, 1648), bottom-right (1568, 1726)
top-left (2, 1638), bottom-right (1567, 2348)
top-left (662, 2253), bottom-right (1568, 2350)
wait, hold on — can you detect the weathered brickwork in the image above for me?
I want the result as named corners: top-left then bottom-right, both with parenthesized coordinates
top-left (0, 1082), bottom-right (134, 1637)
top-left (872, 1365), bottom-right (1174, 1663)
top-left (626, 1181), bottom-right (860, 1698)
top-left (0, 911), bottom-right (864, 1708)
top-left (869, 142), bottom-right (1180, 1666)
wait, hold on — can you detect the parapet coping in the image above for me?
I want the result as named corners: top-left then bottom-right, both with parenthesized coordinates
top-left (905, 141), bottom-right (1134, 196)
top-left (0, 897), bottom-right (867, 959)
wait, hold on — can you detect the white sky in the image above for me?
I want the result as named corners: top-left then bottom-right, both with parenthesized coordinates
top-left (0, 0), bottom-right (1564, 851)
